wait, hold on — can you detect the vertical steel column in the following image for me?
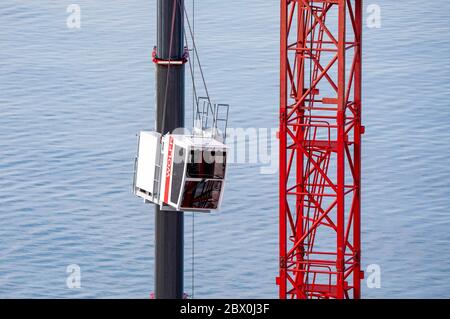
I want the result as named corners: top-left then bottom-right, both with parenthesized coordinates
top-left (154, 0), bottom-right (185, 299)
top-left (336, 0), bottom-right (347, 299)
top-left (294, 4), bottom-right (306, 300)
top-left (353, 0), bottom-right (363, 299)
top-left (278, 0), bottom-right (288, 300)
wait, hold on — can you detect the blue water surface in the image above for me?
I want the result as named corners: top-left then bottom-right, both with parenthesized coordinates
top-left (0, 1), bottom-right (450, 298)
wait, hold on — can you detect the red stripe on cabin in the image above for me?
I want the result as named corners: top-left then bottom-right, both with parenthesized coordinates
top-left (164, 136), bottom-right (174, 203)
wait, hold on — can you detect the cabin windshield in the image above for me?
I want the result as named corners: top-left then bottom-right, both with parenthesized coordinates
top-left (186, 149), bottom-right (226, 179)
top-left (181, 180), bottom-right (222, 209)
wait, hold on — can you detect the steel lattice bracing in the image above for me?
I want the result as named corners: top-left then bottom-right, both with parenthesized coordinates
top-left (278, 0), bottom-right (363, 299)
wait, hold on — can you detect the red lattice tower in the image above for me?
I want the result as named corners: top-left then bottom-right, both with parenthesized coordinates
top-left (277, 0), bottom-right (363, 299)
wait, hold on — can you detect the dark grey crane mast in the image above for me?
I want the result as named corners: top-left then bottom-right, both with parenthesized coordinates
top-left (154, 0), bottom-right (185, 299)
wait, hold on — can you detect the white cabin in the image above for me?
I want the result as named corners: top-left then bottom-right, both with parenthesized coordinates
top-left (134, 131), bottom-right (227, 212)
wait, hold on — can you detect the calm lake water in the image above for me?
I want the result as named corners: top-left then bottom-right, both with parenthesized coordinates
top-left (1, 1), bottom-right (450, 298)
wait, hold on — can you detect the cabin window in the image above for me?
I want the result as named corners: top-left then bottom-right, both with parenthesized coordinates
top-left (171, 145), bottom-right (185, 204)
top-left (181, 180), bottom-right (222, 209)
top-left (186, 150), bottom-right (226, 179)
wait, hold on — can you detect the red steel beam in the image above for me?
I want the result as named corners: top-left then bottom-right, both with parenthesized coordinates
top-left (278, 0), bottom-right (363, 299)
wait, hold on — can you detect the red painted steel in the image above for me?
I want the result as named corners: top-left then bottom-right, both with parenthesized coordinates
top-left (278, 0), bottom-right (363, 299)
top-left (152, 46), bottom-right (189, 65)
